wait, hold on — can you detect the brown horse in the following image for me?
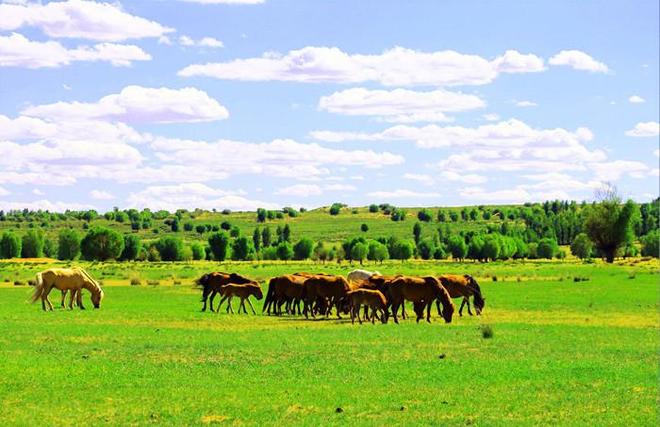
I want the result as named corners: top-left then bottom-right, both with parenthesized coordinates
top-left (362, 274), bottom-right (406, 319)
top-left (31, 268), bottom-right (104, 311)
top-left (197, 272), bottom-right (258, 312)
top-left (216, 283), bottom-right (263, 314)
top-left (389, 276), bottom-right (454, 324)
top-left (347, 289), bottom-right (388, 324)
top-left (303, 275), bottom-right (351, 319)
top-left (437, 274), bottom-right (485, 316)
top-left (263, 274), bottom-right (308, 315)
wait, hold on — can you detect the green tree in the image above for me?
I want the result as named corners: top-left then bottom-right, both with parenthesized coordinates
top-left (537, 238), bottom-right (559, 259)
top-left (417, 209), bottom-right (432, 222)
top-left (58, 229), bottom-right (81, 260)
top-left (282, 224), bottom-right (291, 242)
top-left (482, 235), bottom-right (500, 262)
top-left (208, 232), bottom-right (230, 261)
top-left (417, 238), bottom-right (436, 260)
top-left (191, 242), bottom-right (206, 260)
top-left (585, 193), bottom-right (639, 263)
top-left (391, 240), bottom-right (414, 261)
top-left (232, 237), bottom-right (256, 261)
top-left (367, 241), bottom-right (389, 263)
top-left (156, 236), bottom-right (185, 261)
top-left (261, 226), bottom-right (272, 247)
top-left (570, 233), bottom-right (593, 259)
top-left (252, 227), bottom-right (261, 251)
top-left (276, 241), bottom-right (294, 262)
top-left (0, 231), bottom-right (21, 259)
top-left (21, 229), bottom-right (45, 258)
top-left (120, 234), bottom-right (142, 261)
top-left (230, 226), bottom-right (241, 238)
top-left (360, 223), bottom-right (369, 232)
top-left (183, 222), bottom-right (194, 232)
top-left (368, 204), bottom-right (379, 213)
top-left (293, 237), bottom-right (314, 260)
top-left (640, 230), bottom-right (659, 257)
top-left (413, 222), bottom-right (422, 245)
top-left (256, 208), bottom-right (267, 223)
top-left (447, 235), bottom-right (468, 261)
top-left (350, 242), bottom-right (369, 265)
top-left (329, 203), bottom-right (342, 215)
top-left (81, 227), bottom-right (124, 261)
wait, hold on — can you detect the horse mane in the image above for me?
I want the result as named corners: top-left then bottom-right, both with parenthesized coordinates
top-left (428, 277), bottom-right (454, 315)
top-left (464, 274), bottom-right (485, 304)
top-left (77, 268), bottom-right (103, 296)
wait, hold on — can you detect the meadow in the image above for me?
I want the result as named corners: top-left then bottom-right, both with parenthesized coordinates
top-left (0, 258), bottom-right (658, 425)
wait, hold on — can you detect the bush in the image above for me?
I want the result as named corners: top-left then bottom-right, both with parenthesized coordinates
top-left (640, 230), bottom-right (659, 257)
top-left (537, 238), bottom-right (559, 259)
top-left (130, 278), bottom-right (142, 286)
top-left (417, 209), bottom-right (433, 222)
top-left (156, 236), bottom-right (185, 261)
top-left (570, 233), bottom-right (593, 259)
top-left (369, 204), bottom-right (379, 213)
top-left (81, 227), bottom-right (124, 261)
top-left (391, 208), bottom-right (406, 222)
top-left (329, 203), bottom-right (342, 216)
top-left (433, 243), bottom-right (448, 260)
top-left (447, 235), bottom-right (467, 261)
top-left (391, 240), bottom-right (414, 261)
top-left (350, 242), bottom-right (369, 265)
top-left (276, 241), bottom-right (294, 261)
top-left (232, 237), bottom-right (256, 261)
top-left (120, 234), bottom-right (142, 261)
top-left (367, 241), bottom-right (389, 263)
top-left (191, 242), bottom-right (205, 260)
top-left (417, 238), bottom-right (435, 260)
top-left (183, 222), bottom-right (194, 232)
top-left (360, 223), bottom-right (369, 232)
top-left (221, 221), bottom-right (232, 231)
top-left (195, 224), bottom-right (207, 234)
top-left (0, 231), bottom-right (22, 259)
top-left (21, 229), bottom-right (45, 258)
top-left (208, 232), bottom-right (230, 261)
top-left (293, 238), bottom-right (314, 260)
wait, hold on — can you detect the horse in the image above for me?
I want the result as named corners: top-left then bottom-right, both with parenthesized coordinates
top-left (263, 274), bottom-right (307, 315)
top-left (347, 289), bottom-right (388, 324)
top-left (60, 289), bottom-right (79, 309)
top-left (303, 275), bottom-right (351, 319)
top-left (196, 272), bottom-right (258, 312)
top-left (216, 283), bottom-right (263, 315)
top-left (437, 275), bottom-right (485, 316)
top-left (31, 268), bottom-right (104, 311)
top-left (388, 276), bottom-right (454, 324)
top-left (362, 274), bottom-right (406, 319)
top-left (347, 269), bottom-right (381, 284)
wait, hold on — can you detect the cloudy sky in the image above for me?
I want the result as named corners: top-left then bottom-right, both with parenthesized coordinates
top-left (0, 0), bottom-right (658, 212)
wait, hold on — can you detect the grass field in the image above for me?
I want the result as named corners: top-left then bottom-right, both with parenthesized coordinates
top-left (0, 259), bottom-right (658, 425)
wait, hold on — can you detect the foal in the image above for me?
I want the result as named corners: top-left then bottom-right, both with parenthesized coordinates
top-left (347, 289), bottom-right (388, 324)
top-left (216, 283), bottom-right (263, 314)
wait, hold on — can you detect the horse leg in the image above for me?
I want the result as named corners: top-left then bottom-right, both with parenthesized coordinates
top-left (335, 298), bottom-right (342, 319)
top-left (466, 297), bottom-right (473, 316)
top-left (68, 290), bottom-right (75, 310)
top-left (459, 299), bottom-right (466, 316)
top-left (241, 298), bottom-right (248, 314)
top-left (61, 290), bottom-right (67, 308)
top-left (371, 307), bottom-right (376, 324)
top-left (226, 297), bottom-right (234, 314)
top-left (402, 303), bottom-right (407, 320)
top-left (216, 295), bottom-right (228, 313)
top-left (350, 303), bottom-right (355, 324)
top-left (392, 302), bottom-right (399, 324)
top-left (76, 290), bottom-right (85, 310)
top-left (426, 301), bottom-right (432, 323)
top-left (209, 290), bottom-right (218, 312)
top-left (246, 298), bottom-right (257, 315)
top-left (201, 288), bottom-right (209, 312)
top-left (357, 303), bottom-right (362, 324)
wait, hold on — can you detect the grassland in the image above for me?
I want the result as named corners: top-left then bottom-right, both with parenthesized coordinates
top-left (0, 258), bottom-right (658, 425)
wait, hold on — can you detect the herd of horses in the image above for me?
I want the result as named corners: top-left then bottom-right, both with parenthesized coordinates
top-left (29, 267), bottom-right (486, 325)
top-left (197, 269), bottom-right (486, 324)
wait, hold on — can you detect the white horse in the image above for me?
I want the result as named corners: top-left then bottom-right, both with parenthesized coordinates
top-left (347, 269), bottom-right (381, 284)
top-left (31, 268), bottom-right (104, 311)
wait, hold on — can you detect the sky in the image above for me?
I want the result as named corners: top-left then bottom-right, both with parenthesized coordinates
top-left (0, 0), bottom-right (658, 212)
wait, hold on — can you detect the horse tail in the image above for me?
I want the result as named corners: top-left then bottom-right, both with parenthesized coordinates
top-left (30, 272), bottom-right (45, 303)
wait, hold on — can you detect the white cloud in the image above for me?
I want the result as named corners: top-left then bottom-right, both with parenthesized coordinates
top-left (549, 50), bottom-right (609, 73)
top-left (179, 46), bottom-right (545, 86)
top-left (654, 149), bottom-right (659, 158)
top-left (403, 173), bottom-right (434, 186)
top-left (628, 95), bottom-right (645, 104)
top-left (0, 199), bottom-right (94, 211)
top-left (515, 100), bottom-right (537, 107)
top-left (588, 160), bottom-right (650, 181)
top-left (483, 113), bottom-right (500, 121)
top-left (126, 183), bottom-right (276, 211)
top-left (23, 86), bottom-right (229, 123)
top-left (275, 184), bottom-right (322, 197)
top-left (318, 88), bottom-right (484, 123)
top-left (178, 35), bottom-right (224, 48)
top-left (324, 183), bottom-right (356, 192)
top-left (90, 190), bottom-right (115, 200)
top-left (625, 121), bottom-right (659, 137)
top-left (0, 33), bottom-right (151, 68)
top-left (0, 186), bottom-right (9, 197)
top-left (367, 189), bottom-right (440, 199)
top-left (439, 171), bottom-right (488, 184)
top-left (459, 186), bottom-right (574, 203)
top-left (32, 188), bottom-right (44, 196)
top-left (0, 0), bottom-right (173, 41)
top-left (180, 0), bottom-right (265, 4)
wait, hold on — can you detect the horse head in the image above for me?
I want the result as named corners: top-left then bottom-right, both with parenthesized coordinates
top-left (464, 274), bottom-right (485, 314)
top-left (91, 288), bottom-right (104, 309)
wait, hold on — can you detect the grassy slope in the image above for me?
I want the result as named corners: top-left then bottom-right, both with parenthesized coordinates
top-left (0, 259), bottom-right (658, 426)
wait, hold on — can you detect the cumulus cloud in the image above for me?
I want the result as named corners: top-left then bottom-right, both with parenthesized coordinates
top-left (0, 186), bottom-right (9, 197)
top-left (628, 95), bottom-right (645, 104)
top-left (318, 88), bottom-right (484, 123)
top-left (515, 100), bottom-right (537, 107)
top-left (439, 171), bottom-right (488, 184)
top-left (126, 183), bottom-right (277, 211)
top-left (483, 113), bottom-right (500, 121)
top-left (588, 160), bottom-right (650, 181)
top-left (180, 0), bottom-right (265, 3)
top-left (179, 35), bottom-right (224, 48)
top-left (549, 50), bottom-right (609, 73)
top-left (90, 190), bottom-right (115, 200)
top-left (23, 86), bottom-right (229, 123)
top-left (625, 121), bottom-right (659, 137)
top-left (0, 0), bottom-right (173, 41)
top-left (0, 199), bottom-right (94, 211)
top-left (179, 46), bottom-right (545, 86)
top-left (275, 184), bottom-right (322, 197)
top-left (403, 173), bottom-right (435, 186)
top-left (0, 33), bottom-right (151, 68)
top-left (367, 189), bottom-right (441, 199)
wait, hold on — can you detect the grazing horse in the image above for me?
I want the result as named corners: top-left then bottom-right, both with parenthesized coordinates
top-left (347, 289), bottom-right (388, 324)
top-left (362, 274), bottom-right (406, 319)
top-left (388, 276), bottom-right (454, 324)
top-left (60, 289), bottom-right (79, 309)
top-left (303, 275), bottom-right (351, 319)
top-left (263, 274), bottom-right (307, 315)
top-left (197, 272), bottom-right (258, 312)
top-left (31, 268), bottom-right (104, 311)
top-left (347, 269), bottom-right (381, 285)
top-left (216, 283), bottom-right (263, 314)
top-left (437, 275), bottom-right (485, 316)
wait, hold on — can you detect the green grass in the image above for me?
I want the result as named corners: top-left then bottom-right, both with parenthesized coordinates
top-left (0, 259), bottom-right (658, 425)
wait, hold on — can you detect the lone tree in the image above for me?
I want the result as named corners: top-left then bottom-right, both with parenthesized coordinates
top-left (584, 186), bottom-right (639, 263)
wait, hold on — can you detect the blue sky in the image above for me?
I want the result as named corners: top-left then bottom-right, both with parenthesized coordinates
top-left (0, 0), bottom-right (658, 212)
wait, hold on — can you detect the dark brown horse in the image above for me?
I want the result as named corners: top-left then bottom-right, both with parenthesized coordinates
top-left (303, 275), bottom-right (351, 319)
top-left (197, 272), bottom-right (258, 312)
top-left (437, 274), bottom-right (485, 316)
top-left (389, 276), bottom-right (454, 324)
top-left (263, 274), bottom-right (308, 315)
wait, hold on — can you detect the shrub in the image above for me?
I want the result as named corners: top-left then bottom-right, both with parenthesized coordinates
top-left (417, 209), bottom-right (433, 222)
top-left (360, 223), bottom-right (369, 232)
top-left (221, 221), bottom-right (232, 231)
top-left (130, 278), bottom-right (142, 286)
top-left (231, 237), bottom-right (256, 261)
top-left (367, 241), bottom-right (389, 263)
top-left (447, 235), bottom-right (468, 261)
top-left (537, 238), bottom-right (559, 259)
top-left (191, 242), bottom-right (205, 260)
top-left (0, 231), bottom-right (22, 259)
top-left (570, 233), bottom-right (593, 259)
top-left (81, 227), bottom-right (124, 261)
top-left (329, 203), bottom-right (342, 216)
top-left (350, 242), bottom-right (369, 265)
top-left (183, 222), bottom-right (194, 232)
top-left (156, 236), bottom-right (185, 261)
top-left (417, 238), bottom-right (435, 260)
top-left (208, 232), bottom-right (230, 261)
top-left (21, 229), bottom-right (45, 258)
top-left (369, 204), bottom-right (379, 213)
top-left (120, 234), bottom-right (142, 261)
top-left (293, 238), bottom-right (314, 260)
top-left (195, 224), bottom-right (207, 234)
top-left (640, 230), bottom-right (659, 258)
top-left (276, 241), bottom-right (294, 261)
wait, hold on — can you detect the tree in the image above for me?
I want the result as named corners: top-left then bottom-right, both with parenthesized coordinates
top-left (252, 228), bottom-right (261, 251)
top-left (640, 230), bottom-right (659, 257)
top-left (81, 227), bottom-right (124, 261)
top-left (417, 209), bottom-right (432, 222)
top-left (256, 208), bottom-right (267, 223)
top-left (282, 224), bottom-right (291, 242)
top-left (230, 226), bottom-right (241, 238)
top-left (417, 238), bottom-right (435, 260)
top-left (208, 232), bottom-right (230, 261)
top-left (261, 226), bottom-right (272, 247)
top-left (21, 229), bottom-right (45, 258)
top-left (433, 244), bottom-right (447, 260)
top-left (367, 241), bottom-right (389, 263)
top-left (329, 203), bottom-right (342, 215)
top-left (191, 242), bottom-right (205, 260)
top-left (0, 231), bottom-right (21, 259)
top-left (391, 240), bottom-right (414, 261)
top-left (537, 238), bottom-right (559, 259)
top-left (481, 235), bottom-right (500, 262)
top-left (391, 208), bottom-right (406, 222)
top-left (170, 218), bottom-right (180, 232)
top-left (293, 237), bottom-right (314, 260)
top-left (360, 223), bottom-right (369, 232)
top-left (350, 242), bottom-right (368, 265)
top-left (413, 222), bottom-right (422, 245)
top-left (120, 234), bottom-right (142, 261)
top-left (369, 204), bottom-right (379, 213)
top-left (156, 236), bottom-right (185, 261)
top-left (195, 224), bottom-right (206, 234)
top-left (437, 210), bottom-right (447, 222)
top-left (57, 229), bottom-right (80, 260)
top-left (276, 241), bottom-right (294, 262)
top-left (570, 233), bottom-right (593, 259)
top-left (232, 237), bottom-right (256, 261)
top-left (447, 235), bottom-right (468, 261)
top-left (585, 190), bottom-right (639, 263)
top-left (449, 211), bottom-right (459, 222)
top-left (183, 222), bottom-right (194, 232)
top-left (313, 241), bottom-right (328, 262)
top-left (221, 221), bottom-right (232, 231)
